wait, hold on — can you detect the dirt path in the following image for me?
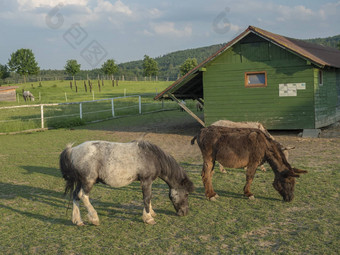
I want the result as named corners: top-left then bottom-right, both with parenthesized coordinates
top-left (101, 116), bottom-right (340, 170)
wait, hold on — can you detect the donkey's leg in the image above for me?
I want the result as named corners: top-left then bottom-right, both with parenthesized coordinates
top-left (72, 184), bottom-right (84, 226)
top-left (202, 160), bottom-right (218, 200)
top-left (141, 180), bottom-right (156, 225)
top-left (243, 164), bottom-right (258, 199)
top-left (78, 187), bottom-right (100, 226)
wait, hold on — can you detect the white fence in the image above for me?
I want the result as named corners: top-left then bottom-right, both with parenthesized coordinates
top-left (0, 95), bottom-right (175, 133)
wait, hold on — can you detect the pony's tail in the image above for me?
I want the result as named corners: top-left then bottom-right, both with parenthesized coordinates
top-left (191, 136), bottom-right (197, 145)
top-left (59, 144), bottom-right (79, 199)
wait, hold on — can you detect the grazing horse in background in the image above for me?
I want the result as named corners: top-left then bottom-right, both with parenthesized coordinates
top-left (191, 126), bottom-right (307, 201)
top-left (59, 140), bottom-right (194, 225)
top-left (196, 101), bottom-right (203, 112)
top-left (23, 91), bottom-right (35, 101)
top-left (211, 120), bottom-right (295, 173)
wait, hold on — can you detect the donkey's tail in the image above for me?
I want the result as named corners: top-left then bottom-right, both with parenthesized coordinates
top-left (59, 143), bottom-right (79, 198)
top-left (191, 135), bottom-right (197, 145)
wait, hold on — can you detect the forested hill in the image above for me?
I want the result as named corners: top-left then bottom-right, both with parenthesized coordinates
top-left (117, 44), bottom-right (226, 80)
top-left (304, 34), bottom-right (340, 49)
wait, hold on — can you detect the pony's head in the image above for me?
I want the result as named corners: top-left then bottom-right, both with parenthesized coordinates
top-left (273, 168), bottom-right (307, 202)
top-left (169, 176), bottom-right (194, 216)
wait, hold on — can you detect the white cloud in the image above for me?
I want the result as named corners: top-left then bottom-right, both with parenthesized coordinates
top-left (150, 22), bottom-right (192, 37)
top-left (17, 0), bottom-right (87, 11)
top-left (319, 1), bottom-right (340, 19)
top-left (94, 0), bottom-right (132, 15)
top-left (276, 5), bottom-right (315, 22)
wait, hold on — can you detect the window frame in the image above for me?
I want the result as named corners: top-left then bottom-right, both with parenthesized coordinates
top-left (244, 71), bottom-right (267, 88)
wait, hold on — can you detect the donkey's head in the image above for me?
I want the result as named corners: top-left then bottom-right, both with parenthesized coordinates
top-left (169, 176), bottom-right (194, 216)
top-left (273, 168), bottom-right (307, 202)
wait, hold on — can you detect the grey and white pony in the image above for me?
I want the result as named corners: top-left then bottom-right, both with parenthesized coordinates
top-left (59, 140), bottom-right (194, 225)
top-left (23, 91), bottom-right (35, 101)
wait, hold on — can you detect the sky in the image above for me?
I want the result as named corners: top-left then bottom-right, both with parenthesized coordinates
top-left (0, 0), bottom-right (339, 70)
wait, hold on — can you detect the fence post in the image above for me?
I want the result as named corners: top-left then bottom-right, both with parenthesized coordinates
top-left (139, 96), bottom-right (142, 114)
top-left (111, 99), bottom-right (115, 117)
top-left (79, 103), bottom-right (83, 119)
top-left (41, 105), bottom-right (44, 129)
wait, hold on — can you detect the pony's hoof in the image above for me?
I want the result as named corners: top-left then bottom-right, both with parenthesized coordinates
top-left (75, 221), bottom-right (85, 226)
top-left (145, 218), bottom-right (156, 225)
top-left (91, 220), bottom-right (100, 226)
top-left (87, 214), bottom-right (100, 226)
top-left (248, 195), bottom-right (255, 200)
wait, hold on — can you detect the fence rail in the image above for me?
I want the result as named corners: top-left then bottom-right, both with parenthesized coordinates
top-left (0, 95), bottom-right (176, 133)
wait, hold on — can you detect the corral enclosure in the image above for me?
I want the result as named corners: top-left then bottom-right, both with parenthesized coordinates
top-left (0, 80), bottom-right (196, 133)
top-left (0, 109), bottom-right (339, 254)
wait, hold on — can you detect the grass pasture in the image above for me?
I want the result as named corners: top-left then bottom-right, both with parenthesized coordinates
top-left (0, 111), bottom-right (339, 254)
top-left (0, 80), bottom-right (183, 133)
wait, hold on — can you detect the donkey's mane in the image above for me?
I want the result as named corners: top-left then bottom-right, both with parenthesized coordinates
top-left (137, 140), bottom-right (194, 191)
top-left (264, 135), bottom-right (292, 172)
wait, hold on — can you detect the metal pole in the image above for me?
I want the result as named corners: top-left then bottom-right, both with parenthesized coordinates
top-left (111, 99), bottom-right (115, 117)
top-left (41, 105), bottom-right (44, 129)
top-left (79, 103), bottom-right (83, 119)
top-left (139, 96), bottom-right (142, 114)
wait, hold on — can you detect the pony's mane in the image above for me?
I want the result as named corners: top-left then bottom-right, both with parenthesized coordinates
top-left (137, 140), bottom-right (194, 192)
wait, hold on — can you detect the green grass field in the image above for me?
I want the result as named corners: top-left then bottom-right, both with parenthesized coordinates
top-left (1, 80), bottom-right (172, 105)
top-left (0, 80), bottom-right (184, 133)
top-left (0, 111), bottom-right (339, 254)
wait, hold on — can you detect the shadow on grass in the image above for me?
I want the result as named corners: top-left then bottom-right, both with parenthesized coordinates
top-left (21, 165), bottom-right (61, 177)
top-left (0, 204), bottom-right (71, 225)
top-left (0, 182), bottom-right (71, 225)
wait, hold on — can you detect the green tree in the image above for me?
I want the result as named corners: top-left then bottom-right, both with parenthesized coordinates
top-left (8, 48), bottom-right (39, 83)
top-left (180, 58), bottom-right (198, 76)
top-left (101, 59), bottom-right (118, 80)
top-left (64, 59), bottom-right (81, 82)
top-left (142, 55), bottom-right (158, 77)
top-left (0, 64), bottom-right (10, 80)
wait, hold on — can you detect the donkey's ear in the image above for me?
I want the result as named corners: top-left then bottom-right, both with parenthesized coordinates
top-left (281, 170), bottom-right (299, 178)
top-left (293, 168), bottom-right (308, 174)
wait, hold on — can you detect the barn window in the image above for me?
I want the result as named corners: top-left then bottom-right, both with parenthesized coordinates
top-left (318, 70), bottom-right (323, 86)
top-left (245, 71), bottom-right (267, 87)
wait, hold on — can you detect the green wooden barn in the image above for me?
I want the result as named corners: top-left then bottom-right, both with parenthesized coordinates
top-left (155, 26), bottom-right (340, 130)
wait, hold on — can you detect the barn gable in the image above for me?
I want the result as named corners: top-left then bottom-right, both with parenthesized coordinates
top-left (155, 26), bottom-right (340, 130)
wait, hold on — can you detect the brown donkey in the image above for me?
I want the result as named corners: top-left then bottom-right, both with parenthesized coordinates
top-left (192, 126), bottom-right (307, 201)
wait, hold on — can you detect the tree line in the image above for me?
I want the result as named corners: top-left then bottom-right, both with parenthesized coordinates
top-left (0, 47), bottom-right (206, 84)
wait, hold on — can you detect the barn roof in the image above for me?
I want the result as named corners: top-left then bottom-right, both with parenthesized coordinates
top-left (0, 86), bottom-right (19, 92)
top-left (155, 25), bottom-right (340, 100)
